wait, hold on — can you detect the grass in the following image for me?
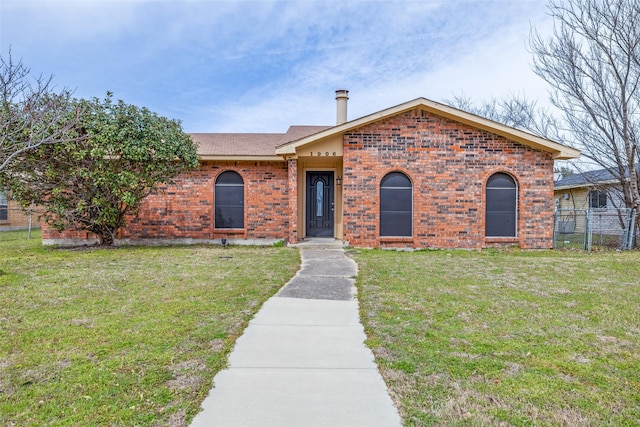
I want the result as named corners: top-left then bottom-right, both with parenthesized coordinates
top-left (3, 232), bottom-right (639, 426)
top-left (354, 248), bottom-right (640, 426)
top-left (0, 232), bottom-right (300, 426)
top-left (0, 228), bottom-right (39, 242)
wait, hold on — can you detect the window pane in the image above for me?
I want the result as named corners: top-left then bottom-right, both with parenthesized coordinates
top-left (215, 186), bottom-right (244, 206)
top-left (487, 173), bottom-right (516, 189)
top-left (0, 193), bottom-right (7, 221)
top-left (485, 173), bottom-right (516, 237)
top-left (381, 172), bottom-right (411, 188)
top-left (589, 190), bottom-right (607, 209)
top-left (215, 171), bottom-right (244, 229)
top-left (216, 171), bottom-right (244, 185)
top-left (215, 206), bottom-right (244, 228)
top-left (380, 188), bottom-right (412, 211)
top-left (316, 181), bottom-right (324, 217)
top-left (380, 172), bottom-right (412, 237)
top-left (486, 213), bottom-right (516, 237)
top-left (380, 212), bottom-right (412, 236)
top-left (486, 189), bottom-right (516, 212)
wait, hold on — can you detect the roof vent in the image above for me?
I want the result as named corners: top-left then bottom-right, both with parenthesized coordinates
top-left (335, 89), bottom-right (349, 125)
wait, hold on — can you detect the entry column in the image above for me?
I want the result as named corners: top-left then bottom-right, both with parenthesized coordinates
top-left (287, 158), bottom-right (298, 244)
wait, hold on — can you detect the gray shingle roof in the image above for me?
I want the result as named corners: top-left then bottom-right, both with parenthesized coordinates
top-left (554, 165), bottom-right (640, 189)
top-left (554, 168), bottom-right (617, 188)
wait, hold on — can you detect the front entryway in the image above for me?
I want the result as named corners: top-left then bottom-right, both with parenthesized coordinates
top-left (306, 171), bottom-right (334, 237)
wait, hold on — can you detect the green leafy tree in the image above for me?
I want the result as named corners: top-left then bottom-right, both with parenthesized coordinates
top-left (1, 93), bottom-right (199, 245)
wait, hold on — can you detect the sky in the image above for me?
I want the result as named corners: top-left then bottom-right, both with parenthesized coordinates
top-left (1, 0), bottom-right (555, 133)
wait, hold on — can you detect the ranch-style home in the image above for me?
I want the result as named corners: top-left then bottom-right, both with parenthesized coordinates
top-left (43, 90), bottom-right (580, 249)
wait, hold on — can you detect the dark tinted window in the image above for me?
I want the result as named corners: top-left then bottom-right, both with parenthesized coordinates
top-left (380, 172), bottom-right (412, 237)
top-left (485, 173), bottom-right (517, 237)
top-left (215, 171), bottom-right (244, 228)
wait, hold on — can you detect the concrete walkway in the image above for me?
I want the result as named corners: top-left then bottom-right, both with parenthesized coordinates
top-left (190, 244), bottom-right (401, 427)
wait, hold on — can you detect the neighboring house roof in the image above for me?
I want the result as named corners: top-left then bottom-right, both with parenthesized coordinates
top-left (191, 125), bottom-right (330, 160)
top-left (554, 169), bottom-right (617, 190)
top-left (554, 166), bottom-right (640, 190)
top-left (275, 98), bottom-right (580, 160)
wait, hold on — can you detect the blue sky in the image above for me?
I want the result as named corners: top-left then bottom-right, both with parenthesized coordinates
top-left (1, 0), bottom-right (554, 133)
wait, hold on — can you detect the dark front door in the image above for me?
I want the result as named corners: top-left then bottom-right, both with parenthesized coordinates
top-left (306, 171), bottom-right (334, 237)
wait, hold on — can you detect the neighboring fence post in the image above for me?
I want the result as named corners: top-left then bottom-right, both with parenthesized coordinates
top-left (28, 205), bottom-right (33, 240)
top-left (585, 210), bottom-right (592, 252)
top-left (553, 210), bottom-right (558, 249)
top-left (626, 208), bottom-right (637, 250)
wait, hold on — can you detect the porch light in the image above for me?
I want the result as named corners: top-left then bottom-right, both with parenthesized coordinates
top-left (336, 176), bottom-right (342, 185)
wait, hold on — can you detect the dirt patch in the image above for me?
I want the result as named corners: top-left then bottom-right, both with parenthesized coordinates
top-left (166, 360), bottom-right (206, 392)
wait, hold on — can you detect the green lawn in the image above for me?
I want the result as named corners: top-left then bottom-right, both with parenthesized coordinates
top-left (0, 234), bottom-right (300, 426)
top-left (3, 234), bottom-right (639, 426)
top-left (354, 249), bottom-right (640, 426)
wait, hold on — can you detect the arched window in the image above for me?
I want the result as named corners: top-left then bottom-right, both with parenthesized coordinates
top-left (485, 173), bottom-right (517, 237)
top-left (380, 172), bottom-right (412, 237)
top-left (215, 171), bottom-right (244, 229)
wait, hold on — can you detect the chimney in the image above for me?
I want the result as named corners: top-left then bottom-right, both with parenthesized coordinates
top-left (335, 89), bottom-right (349, 125)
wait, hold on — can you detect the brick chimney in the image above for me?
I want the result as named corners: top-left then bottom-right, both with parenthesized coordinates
top-left (335, 89), bottom-right (349, 125)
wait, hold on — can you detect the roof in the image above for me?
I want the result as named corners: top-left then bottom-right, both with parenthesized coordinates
top-left (276, 98), bottom-right (580, 160)
top-left (554, 166), bottom-right (638, 190)
top-left (191, 125), bottom-right (330, 160)
top-left (190, 98), bottom-right (580, 161)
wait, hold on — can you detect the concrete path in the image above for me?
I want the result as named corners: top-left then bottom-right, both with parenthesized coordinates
top-left (190, 245), bottom-right (401, 427)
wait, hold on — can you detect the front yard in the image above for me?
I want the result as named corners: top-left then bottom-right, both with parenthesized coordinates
top-left (0, 234), bottom-right (300, 426)
top-left (354, 249), bottom-right (640, 426)
top-left (2, 235), bottom-right (639, 426)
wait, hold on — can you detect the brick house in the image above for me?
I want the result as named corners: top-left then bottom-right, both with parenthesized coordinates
top-left (43, 91), bottom-right (580, 248)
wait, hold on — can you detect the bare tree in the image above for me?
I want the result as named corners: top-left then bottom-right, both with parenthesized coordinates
top-left (448, 93), bottom-right (563, 142)
top-left (530, 0), bottom-right (640, 212)
top-left (0, 50), bottom-right (83, 172)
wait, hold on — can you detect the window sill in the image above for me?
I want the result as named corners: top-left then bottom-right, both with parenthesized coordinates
top-left (380, 236), bottom-right (414, 243)
top-left (485, 237), bottom-right (519, 244)
top-left (213, 229), bottom-right (245, 235)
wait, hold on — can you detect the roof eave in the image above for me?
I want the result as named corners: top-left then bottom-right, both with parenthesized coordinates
top-left (554, 178), bottom-right (620, 191)
top-left (198, 155), bottom-right (285, 162)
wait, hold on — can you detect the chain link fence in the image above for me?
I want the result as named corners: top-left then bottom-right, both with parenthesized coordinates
top-left (0, 208), bottom-right (40, 241)
top-left (554, 208), bottom-right (637, 251)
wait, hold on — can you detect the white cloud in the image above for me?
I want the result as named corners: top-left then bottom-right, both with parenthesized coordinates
top-left (186, 1), bottom-right (555, 132)
top-left (1, 0), bottom-right (556, 133)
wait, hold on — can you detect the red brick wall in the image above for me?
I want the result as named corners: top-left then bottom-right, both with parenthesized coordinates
top-left (42, 109), bottom-right (556, 249)
top-left (43, 160), bottom-right (290, 243)
top-left (342, 108), bottom-right (555, 249)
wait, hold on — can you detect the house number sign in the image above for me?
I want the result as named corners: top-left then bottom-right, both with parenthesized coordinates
top-left (310, 152), bottom-right (337, 157)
